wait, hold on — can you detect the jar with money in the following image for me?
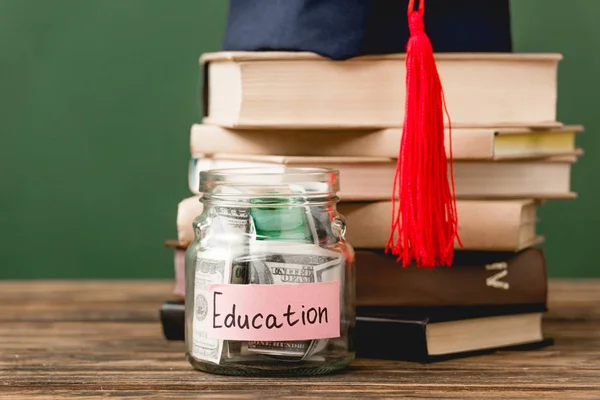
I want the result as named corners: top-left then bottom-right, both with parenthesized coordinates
top-left (185, 167), bottom-right (355, 376)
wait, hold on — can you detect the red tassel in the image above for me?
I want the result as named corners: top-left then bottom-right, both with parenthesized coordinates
top-left (385, 0), bottom-right (462, 268)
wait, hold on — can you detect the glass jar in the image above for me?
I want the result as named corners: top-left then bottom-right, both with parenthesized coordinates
top-left (185, 167), bottom-right (355, 376)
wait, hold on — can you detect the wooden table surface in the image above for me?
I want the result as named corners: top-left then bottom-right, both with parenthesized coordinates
top-left (1, 279), bottom-right (599, 399)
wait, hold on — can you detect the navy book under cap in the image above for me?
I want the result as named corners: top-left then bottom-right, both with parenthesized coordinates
top-left (222, 0), bottom-right (513, 60)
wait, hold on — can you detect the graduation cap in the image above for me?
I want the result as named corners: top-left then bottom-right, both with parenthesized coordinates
top-left (221, 0), bottom-right (512, 267)
top-left (222, 0), bottom-right (512, 60)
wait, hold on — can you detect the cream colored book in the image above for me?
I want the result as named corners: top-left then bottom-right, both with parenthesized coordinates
top-left (191, 123), bottom-right (582, 160)
top-left (201, 51), bottom-right (562, 129)
top-left (414, 312), bottom-right (543, 356)
top-left (175, 197), bottom-right (541, 251)
top-left (176, 196), bottom-right (203, 245)
top-left (338, 199), bottom-right (542, 251)
top-left (188, 154), bottom-right (579, 201)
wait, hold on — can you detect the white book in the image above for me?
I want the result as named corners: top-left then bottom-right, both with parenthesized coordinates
top-left (188, 154), bottom-right (578, 201)
top-left (201, 52), bottom-right (562, 129)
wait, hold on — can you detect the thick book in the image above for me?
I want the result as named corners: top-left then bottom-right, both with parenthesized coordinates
top-left (191, 123), bottom-right (583, 160)
top-left (340, 199), bottom-right (541, 251)
top-left (165, 244), bottom-right (546, 307)
top-left (188, 154), bottom-right (579, 201)
top-left (355, 248), bottom-right (547, 307)
top-left (159, 300), bottom-right (550, 362)
top-left (174, 197), bottom-right (542, 251)
top-left (201, 52), bottom-right (562, 128)
top-left (353, 311), bottom-right (551, 362)
top-left (175, 198), bottom-right (542, 250)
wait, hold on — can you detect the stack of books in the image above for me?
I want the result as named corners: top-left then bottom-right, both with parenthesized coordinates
top-left (162, 50), bottom-right (583, 361)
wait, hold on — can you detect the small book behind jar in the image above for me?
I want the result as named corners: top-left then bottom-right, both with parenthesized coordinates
top-left (184, 167), bottom-right (355, 376)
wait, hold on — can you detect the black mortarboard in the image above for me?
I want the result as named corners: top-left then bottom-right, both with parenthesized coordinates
top-left (219, 0), bottom-right (513, 267)
top-left (222, 0), bottom-right (512, 60)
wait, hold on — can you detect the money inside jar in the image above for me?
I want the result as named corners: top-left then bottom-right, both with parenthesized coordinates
top-left (244, 199), bottom-right (343, 360)
top-left (187, 167), bottom-right (355, 375)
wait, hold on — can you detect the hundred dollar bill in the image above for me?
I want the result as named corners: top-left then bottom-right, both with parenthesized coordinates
top-left (244, 240), bottom-right (343, 359)
top-left (191, 252), bottom-right (228, 364)
top-left (239, 342), bottom-right (328, 362)
top-left (192, 252), bottom-right (250, 364)
top-left (214, 206), bottom-right (251, 360)
top-left (224, 256), bottom-right (247, 359)
top-left (213, 206), bottom-right (250, 235)
top-left (192, 206), bottom-right (251, 364)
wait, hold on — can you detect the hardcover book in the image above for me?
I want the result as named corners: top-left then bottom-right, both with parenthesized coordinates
top-left (355, 248), bottom-right (547, 307)
top-left (190, 123), bottom-right (582, 160)
top-left (158, 300), bottom-right (551, 362)
top-left (353, 311), bottom-right (551, 362)
top-left (339, 200), bottom-right (541, 251)
top-left (165, 243), bottom-right (547, 307)
top-left (201, 52), bottom-right (562, 128)
top-left (188, 153), bottom-right (579, 201)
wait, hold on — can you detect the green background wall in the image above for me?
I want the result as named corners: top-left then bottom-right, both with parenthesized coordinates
top-left (1, 0), bottom-right (597, 279)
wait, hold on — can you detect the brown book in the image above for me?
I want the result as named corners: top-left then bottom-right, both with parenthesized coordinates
top-left (188, 153), bottom-right (579, 200)
top-left (163, 241), bottom-right (547, 308)
top-left (355, 248), bottom-right (547, 307)
top-left (200, 51), bottom-right (563, 128)
top-left (339, 199), bottom-right (541, 251)
top-left (191, 123), bottom-right (583, 160)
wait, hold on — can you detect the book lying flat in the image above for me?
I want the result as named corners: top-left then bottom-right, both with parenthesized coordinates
top-left (188, 154), bottom-right (579, 201)
top-left (339, 199), bottom-right (541, 251)
top-left (175, 197), bottom-right (540, 251)
top-left (201, 52), bottom-right (562, 128)
top-left (191, 123), bottom-right (583, 160)
top-left (355, 248), bottom-right (547, 307)
top-left (354, 311), bottom-right (549, 362)
top-left (165, 241), bottom-right (547, 308)
top-left (158, 300), bottom-right (550, 362)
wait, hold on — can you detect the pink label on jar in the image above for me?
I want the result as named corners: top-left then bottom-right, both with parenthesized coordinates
top-left (207, 281), bottom-right (340, 341)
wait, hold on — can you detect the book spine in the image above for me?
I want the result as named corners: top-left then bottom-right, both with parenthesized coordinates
top-left (353, 317), bottom-right (429, 361)
top-left (355, 248), bottom-right (547, 307)
top-left (160, 301), bottom-right (185, 341)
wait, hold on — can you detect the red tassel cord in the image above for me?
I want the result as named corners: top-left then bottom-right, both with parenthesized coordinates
top-left (386, 0), bottom-right (462, 267)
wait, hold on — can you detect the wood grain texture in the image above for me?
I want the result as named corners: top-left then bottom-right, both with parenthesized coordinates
top-left (0, 280), bottom-right (171, 322)
top-left (0, 279), bottom-right (599, 399)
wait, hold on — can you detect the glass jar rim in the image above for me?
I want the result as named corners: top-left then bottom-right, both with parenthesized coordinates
top-left (199, 166), bottom-right (340, 197)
